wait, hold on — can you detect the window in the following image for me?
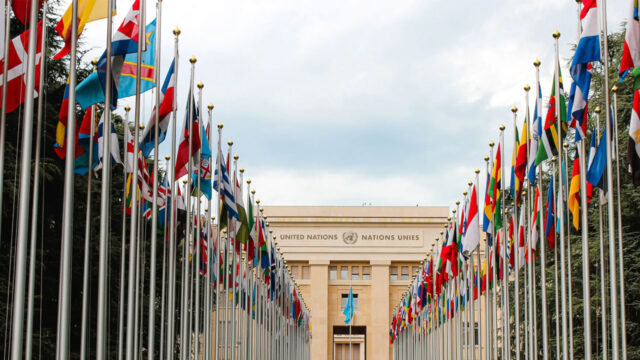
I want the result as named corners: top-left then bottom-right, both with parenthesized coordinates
top-left (341, 293), bottom-right (359, 311)
top-left (330, 266), bottom-right (337, 280)
top-left (291, 265), bottom-right (298, 279)
top-left (474, 322), bottom-right (479, 345)
top-left (401, 266), bottom-right (409, 280)
top-left (340, 266), bottom-right (348, 280)
top-left (351, 266), bottom-right (359, 280)
top-left (362, 266), bottom-right (370, 280)
top-left (301, 266), bottom-right (310, 280)
top-left (390, 266), bottom-right (398, 281)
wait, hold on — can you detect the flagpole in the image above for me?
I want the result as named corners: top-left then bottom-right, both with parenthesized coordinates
top-left (50, 0), bottom-right (78, 356)
top-left (159, 155), bottom-right (171, 360)
top-left (194, 81), bottom-right (205, 360)
top-left (578, 108), bottom-right (592, 360)
top-left (118, 107), bottom-right (131, 360)
top-left (552, 157), bottom-right (562, 360)
top-left (214, 124), bottom-right (223, 360)
top-left (95, 0), bottom-right (117, 356)
top-left (126, 0), bottom-right (147, 356)
top-left (0, 0), bottom-right (11, 243)
top-left (595, 108), bottom-right (608, 360)
top-left (511, 106), bottom-right (522, 360)
top-left (205, 103), bottom-right (214, 360)
top-left (611, 85), bottom-right (627, 360)
top-left (148, 1), bottom-right (163, 357)
top-left (24, 3), bottom-right (47, 356)
top-left (563, 141), bottom-right (575, 360)
top-left (225, 142), bottom-right (235, 360)
top-left (599, 0), bottom-right (621, 357)
top-left (80, 108), bottom-right (96, 360)
top-left (523, 82), bottom-right (534, 360)
top-left (231, 155), bottom-right (239, 360)
top-left (166, 26), bottom-right (181, 359)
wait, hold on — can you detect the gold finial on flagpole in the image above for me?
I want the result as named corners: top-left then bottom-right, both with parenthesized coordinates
top-left (512, 106), bottom-right (518, 113)
top-left (139, 124), bottom-right (145, 130)
top-left (239, 168), bottom-right (244, 173)
top-left (247, 179), bottom-right (251, 184)
top-left (612, 85), bottom-right (618, 93)
top-left (524, 84), bottom-right (531, 92)
top-left (189, 56), bottom-right (197, 64)
top-left (173, 27), bottom-right (181, 36)
top-left (233, 154), bottom-right (239, 160)
top-left (91, 58), bottom-right (98, 66)
top-left (125, 105), bottom-right (131, 112)
top-left (217, 123), bottom-right (223, 129)
top-left (463, 191), bottom-right (468, 196)
top-left (475, 168), bottom-right (480, 174)
top-left (534, 59), bottom-right (541, 67)
top-left (197, 82), bottom-right (204, 89)
top-left (165, 155), bottom-right (170, 160)
top-left (208, 103), bottom-right (214, 110)
top-left (499, 124), bottom-right (505, 131)
top-left (228, 140), bottom-right (233, 146)
top-left (489, 141), bottom-right (495, 147)
top-left (553, 30), bottom-right (561, 39)
top-left (251, 189), bottom-right (256, 195)
top-left (595, 107), bottom-right (601, 114)
top-left (564, 142), bottom-right (569, 149)
top-left (468, 181), bottom-right (473, 186)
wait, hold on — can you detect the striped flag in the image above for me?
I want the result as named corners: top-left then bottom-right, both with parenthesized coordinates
top-left (629, 89), bottom-right (640, 186)
top-left (535, 64), bottom-right (567, 166)
top-left (621, 0), bottom-right (640, 82)
top-left (462, 184), bottom-right (479, 254)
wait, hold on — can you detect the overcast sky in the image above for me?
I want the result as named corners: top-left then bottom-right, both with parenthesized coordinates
top-left (74, 0), bottom-right (627, 208)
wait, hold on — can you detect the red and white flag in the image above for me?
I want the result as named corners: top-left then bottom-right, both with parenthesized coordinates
top-left (621, 0), bottom-right (640, 80)
top-left (462, 184), bottom-right (479, 253)
top-left (0, 21), bottom-right (43, 114)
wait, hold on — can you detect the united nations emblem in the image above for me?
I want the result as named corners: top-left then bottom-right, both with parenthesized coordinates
top-left (342, 231), bottom-right (358, 245)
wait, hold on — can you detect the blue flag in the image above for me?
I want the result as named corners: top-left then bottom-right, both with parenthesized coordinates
top-left (586, 126), bottom-right (607, 191)
top-left (76, 20), bottom-right (157, 109)
top-left (343, 286), bottom-right (354, 325)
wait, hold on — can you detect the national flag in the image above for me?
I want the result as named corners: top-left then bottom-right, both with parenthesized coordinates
top-left (586, 126), bottom-right (608, 191)
top-left (174, 94), bottom-right (201, 179)
top-left (509, 126), bottom-right (519, 199)
top-left (213, 142), bottom-right (239, 221)
top-left (544, 176), bottom-right (556, 250)
top-left (462, 184), bottom-right (479, 254)
top-left (233, 176), bottom-right (250, 246)
top-left (74, 107), bottom-right (99, 175)
top-left (530, 185), bottom-right (540, 254)
top-left (0, 21), bottom-right (43, 114)
top-left (192, 120), bottom-right (212, 200)
top-left (517, 207), bottom-right (525, 268)
top-left (482, 160), bottom-right (493, 235)
top-left (620, 0), bottom-right (640, 83)
top-left (75, 0), bottom-right (146, 110)
top-left (568, 155), bottom-right (592, 230)
top-left (157, 173), bottom-right (170, 227)
top-left (54, 78), bottom-right (71, 159)
top-left (536, 64), bottom-right (568, 165)
top-left (246, 193), bottom-right (256, 265)
top-left (140, 59), bottom-right (176, 157)
top-left (9, 0), bottom-right (44, 25)
top-left (628, 89), bottom-right (640, 186)
top-left (53, 0), bottom-right (111, 59)
top-left (514, 119), bottom-right (528, 203)
top-left (95, 111), bottom-right (122, 171)
top-left (528, 82), bottom-right (543, 184)
top-left (489, 144), bottom-right (503, 230)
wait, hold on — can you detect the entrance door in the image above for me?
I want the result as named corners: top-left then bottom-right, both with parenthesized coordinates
top-left (335, 343), bottom-right (360, 360)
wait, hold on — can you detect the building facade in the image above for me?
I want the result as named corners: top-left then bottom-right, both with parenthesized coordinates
top-left (263, 206), bottom-right (451, 360)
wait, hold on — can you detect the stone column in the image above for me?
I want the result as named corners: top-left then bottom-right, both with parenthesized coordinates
top-left (370, 259), bottom-right (391, 360)
top-left (309, 260), bottom-right (329, 360)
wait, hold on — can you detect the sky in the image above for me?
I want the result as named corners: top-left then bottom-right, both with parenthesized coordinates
top-left (70, 0), bottom-right (628, 209)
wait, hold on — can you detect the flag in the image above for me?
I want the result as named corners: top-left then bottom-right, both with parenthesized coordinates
top-left (568, 155), bottom-right (592, 230)
top-left (192, 121), bottom-right (212, 200)
top-left (9, 0), bottom-right (44, 25)
top-left (123, 121), bottom-right (135, 173)
top-left (53, 0), bottom-right (111, 59)
top-left (586, 126), bottom-right (608, 190)
top-left (343, 286), bottom-right (354, 325)
top-left (536, 64), bottom-right (567, 165)
top-left (489, 144), bottom-right (502, 230)
top-left (629, 89), bottom-right (640, 186)
top-left (233, 177), bottom-right (250, 246)
top-left (620, 0), bottom-right (640, 83)
top-left (76, 18), bottom-right (156, 109)
top-left (95, 112), bottom-right (122, 171)
top-left (54, 79), bottom-right (71, 159)
top-left (514, 120), bottom-right (528, 204)
top-left (246, 193), bottom-right (256, 265)
top-left (74, 107), bottom-right (99, 175)
top-left (482, 162), bottom-right (493, 235)
top-left (174, 94), bottom-right (201, 179)
top-left (510, 126), bottom-right (519, 199)
top-left (544, 176), bottom-right (556, 250)
top-left (0, 21), bottom-right (43, 114)
top-left (213, 143), bottom-right (239, 221)
top-left (462, 184), bottom-right (479, 253)
top-left (530, 185), bottom-right (540, 253)
top-left (75, 0), bottom-right (144, 110)
top-left (140, 59), bottom-right (176, 157)
top-left (528, 82), bottom-right (543, 184)
top-left (517, 207), bottom-right (525, 268)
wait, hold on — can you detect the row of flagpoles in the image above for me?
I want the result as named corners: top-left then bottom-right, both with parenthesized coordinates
top-left (389, 0), bottom-right (639, 359)
top-left (0, 0), bottom-right (312, 359)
